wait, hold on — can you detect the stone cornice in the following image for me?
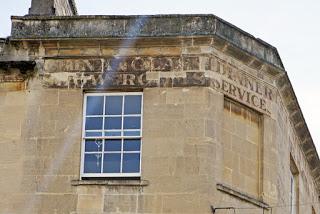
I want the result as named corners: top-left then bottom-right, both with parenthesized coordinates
top-left (276, 72), bottom-right (320, 193)
top-left (10, 14), bottom-right (283, 70)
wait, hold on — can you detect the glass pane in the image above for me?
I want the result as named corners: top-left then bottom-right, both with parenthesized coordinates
top-left (106, 96), bottom-right (123, 115)
top-left (105, 117), bottom-right (122, 130)
top-left (124, 95), bottom-right (141, 114)
top-left (85, 117), bottom-right (103, 130)
top-left (124, 131), bottom-right (140, 136)
top-left (85, 139), bottom-right (103, 152)
top-left (124, 117), bottom-right (141, 129)
top-left (105, 139), bottom-right (122, 151)
top-left (124, 139), bottom-right (141, 151)
top-left (105, 131), bottom-right (121, 137)
top-left (84, 153), bottom-right (102, 173)
top-left (85, 132), bottom-right (102, 137)
top-left (103, 153), bottom-right (121, 173)
top-left (86, 96), bottom-right (104, 115)
top-left (122, 153), bottom-right (140, 173)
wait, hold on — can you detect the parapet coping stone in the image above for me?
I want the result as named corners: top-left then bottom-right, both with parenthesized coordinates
top-left (10, 14), bottom-right (284, 70)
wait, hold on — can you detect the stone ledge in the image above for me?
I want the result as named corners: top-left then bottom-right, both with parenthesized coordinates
top-left (217, 183), bottom-right (269, 209)
top-left (10, 14), bottom-right (283, 70)
top-left (71, 179), bottom-right (149, 186)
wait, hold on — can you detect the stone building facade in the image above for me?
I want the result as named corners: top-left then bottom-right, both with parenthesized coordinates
top-left (0, 1), bottom-right (319, 213)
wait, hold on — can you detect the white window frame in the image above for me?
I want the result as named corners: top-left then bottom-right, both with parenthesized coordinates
top-left (80, 92), bottom-right (143, 178)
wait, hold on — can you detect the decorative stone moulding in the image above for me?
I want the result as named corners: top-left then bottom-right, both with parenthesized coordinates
top-left (0, 60), bottom-right (36, 91)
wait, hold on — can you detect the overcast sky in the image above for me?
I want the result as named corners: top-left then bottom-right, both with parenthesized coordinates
top-left (1, 0), bottom-right (319, 152)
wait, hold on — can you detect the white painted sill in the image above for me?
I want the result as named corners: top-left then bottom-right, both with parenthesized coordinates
top-left (71, 179), bottom-right (149, 186)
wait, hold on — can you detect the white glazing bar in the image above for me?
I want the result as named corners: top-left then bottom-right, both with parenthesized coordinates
top-left (120, 95), bottom-right (125, 173)
top-left (101, 96), bottom-right (106, 173)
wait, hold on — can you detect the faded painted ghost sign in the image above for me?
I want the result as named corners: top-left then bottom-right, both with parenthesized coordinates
top-left (204, 57), bottom-right (274, 114)
top-left (42, 56), bottom-right (275, 114)
top-left (44, 59), bottom-right (102, 73)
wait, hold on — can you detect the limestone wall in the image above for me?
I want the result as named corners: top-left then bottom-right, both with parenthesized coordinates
top-left (0, 87), bottom-right (82, 213)
top-left (0, 38), bottom-right (319, 213)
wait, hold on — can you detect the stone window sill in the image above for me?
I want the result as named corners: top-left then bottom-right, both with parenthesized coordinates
top-left (216, 183), bottom-right (269, 209)
top-left (71, 179), bottom-right (149, 187)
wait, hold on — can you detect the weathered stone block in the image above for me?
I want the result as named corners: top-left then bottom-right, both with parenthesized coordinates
top-left (0, 115), bottom-right (23, 139)
top-left (59, 49), bottom-right (81, 56)
top-left (77, 194), bottom-right (103, 212)
top-left (240, 157), bottom-right (258, 178)
top-left (4, 91), bottom-right (26, 106)
top-left (143, 119), bottom-right (176, 138)
top-left (143, 137), bottom-right (184, 159)
top-left (0, 140), bottom-right (21, 164)
top-left (142, 156), bottom-right (172, 177)
top-left (0, 105), bottom-right (26, 120)
top-left (173, 156), bottom-right (200, 176)
top-left (80, 48), bottom-right (101, 56)
top-left (0, 92), bottom-right (6, 105)
top-left (101, 48), bottom-right (118, 56)
top-left (137, 194), bottom-right (161, 213)
top-left (175, 119), bottom-right (205, 137)
top-left (38, 194), bottom-right (77, 213)
top-left (183, 56), bottom-right (200, 70)
top-left (58, 90), bottom-right (82, 106)
top-left (36, 175), bottom-right (74, 193)
top-left (104, 194), bottom-right (137, 213)
top-left (45, 48), bottom-right (59, 56)
top-left (26, 89), bottom-right (59, 106)
top-left (55, 117), bottom-right (82, 139)
top-left (205, 119), bottom-right (217, 139)
top-left (144, 103), bottom-right (184, 120)
top-left (162, 194), bottom-right (200, 213)
top-left (0, 163), bottom-right (23, 193)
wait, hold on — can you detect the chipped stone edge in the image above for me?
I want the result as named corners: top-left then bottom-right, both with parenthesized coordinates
top-left (217, 183), bottom-right (270, 209)
top-left (71, 179), bottom-right (149, 186)
top-left (68, 0), bottom-right (78, 15)
top-left (10, 14), bottom-right (283, 70)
